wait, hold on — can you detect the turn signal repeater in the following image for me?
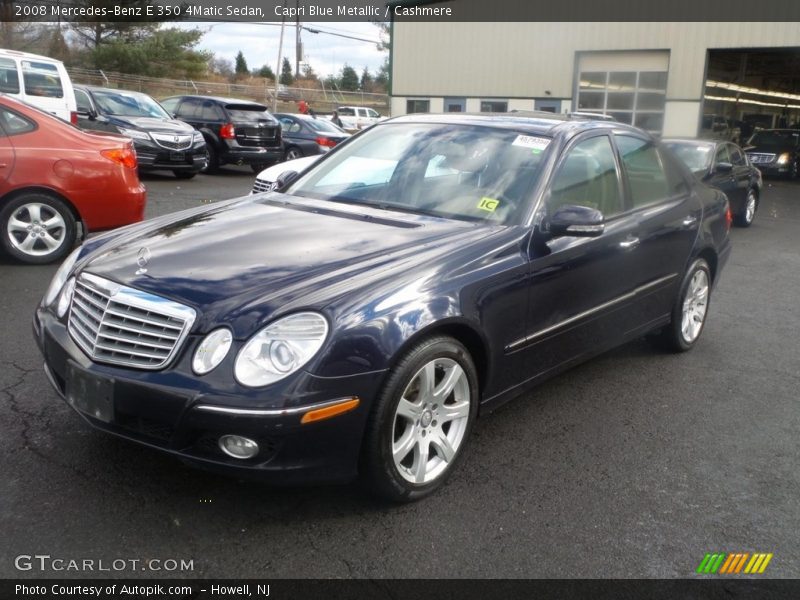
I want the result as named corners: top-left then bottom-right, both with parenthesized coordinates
top-left (301, 397), bottom-right (360, 425)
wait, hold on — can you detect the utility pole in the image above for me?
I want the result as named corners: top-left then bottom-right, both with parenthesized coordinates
top-left (295, 0), bottom-right (302, 78)
top-left (273, 6), bottom-right (286, 113)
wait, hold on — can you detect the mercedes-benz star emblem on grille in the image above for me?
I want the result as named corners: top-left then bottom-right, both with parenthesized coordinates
top-left (173, 136), bottom-right (180, 143)
top-left (136, 247), bottom-right (151, 275)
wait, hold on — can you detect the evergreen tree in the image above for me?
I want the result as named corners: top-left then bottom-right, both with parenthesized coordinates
top-left (340, 64), bottom-right (359, 92)
top-left (234, 51), bottom-right (249, 75)
top-left (279, 57), bottom-right (294, 85)
top-left (360, 67), bottom-right (372, 91)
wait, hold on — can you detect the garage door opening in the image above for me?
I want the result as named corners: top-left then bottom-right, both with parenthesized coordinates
top-left (703, 48), bottom-right (800, 144)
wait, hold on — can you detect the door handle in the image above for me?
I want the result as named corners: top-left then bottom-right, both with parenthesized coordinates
top-left (682, 215), bottom-right (698, 227)
top-left (619, 236), bottom-right (640, 250)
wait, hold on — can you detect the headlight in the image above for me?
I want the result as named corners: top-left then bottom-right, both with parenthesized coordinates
top-left (192, 131), bottom-right (204, 143)
top-left (777, 152), bottom-right (791, 165)
top-left (117, 127), bottom-right (151, 141)
top-left (56, 277), bottom-right (75, 318)
top-left (193, 328), bottom-right (233, 375)
top-left (42, 247), bottom-right (81, 307)
top-left (234, 312), bottom-right (329, 387)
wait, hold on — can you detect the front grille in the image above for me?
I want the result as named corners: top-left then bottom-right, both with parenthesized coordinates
top-left (252, 179), bottom-right (273, 194)
top-left (151, 132), bottom-right (193, 151)
top-left (68, 273), bottom-right (196, 370)
top-left (117, 414), bottom-right (175, 442)
top-left (746, 152), bottom-right (775, 165)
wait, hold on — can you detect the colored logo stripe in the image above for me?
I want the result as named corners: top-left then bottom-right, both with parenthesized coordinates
top-left (697, 552), bottom-right (773, 574)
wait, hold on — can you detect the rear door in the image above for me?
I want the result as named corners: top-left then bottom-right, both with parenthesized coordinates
top-left (727, 143), bottom-right (752, 205)
top-left (614, 134), bottom-right (700, 326)
top-left (0, 112), bottom-right (16, 189)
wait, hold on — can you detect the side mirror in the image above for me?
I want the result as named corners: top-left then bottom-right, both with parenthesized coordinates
top-left (274, 170), bottom-right (299, 191)
top-left (546, 204), bottom-right (605, 237)
top-left (715, 161), bottom-right (733, 173)
top-left (77, 109), bottom-right (97, 120)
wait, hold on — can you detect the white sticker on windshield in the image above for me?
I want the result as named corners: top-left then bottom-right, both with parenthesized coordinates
top-left (512, 135), bottom-right (551, 151)
top-left (697, 147), bottom-right (711, 153)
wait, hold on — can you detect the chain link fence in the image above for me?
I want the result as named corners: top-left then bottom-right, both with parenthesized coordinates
top-left (68, 67), bottom-right (390, 115)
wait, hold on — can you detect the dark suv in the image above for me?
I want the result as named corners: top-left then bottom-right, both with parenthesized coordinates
top-left (161, 95), bottom-right (283, 173)
top-left (74, 86), bottom-right (207, 179)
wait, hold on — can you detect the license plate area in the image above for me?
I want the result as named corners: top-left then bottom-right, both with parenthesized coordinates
top-left (66, 361), bottom-right (114, 423)
top-left (170, 151), bottom-right (186, 162)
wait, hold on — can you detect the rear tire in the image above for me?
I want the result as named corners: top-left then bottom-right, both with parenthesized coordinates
top-left (360, 336), bottom-right (478, 502)
top-left (284, 146), bottom-right (304, 161)
top-left (0, 193), bottom-right (77, 264)
top-left (653, 258), bottom-right (711, 352)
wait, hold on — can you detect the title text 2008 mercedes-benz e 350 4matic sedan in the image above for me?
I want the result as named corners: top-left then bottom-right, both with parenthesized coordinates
top-left (34, 114), bottom-right (731, 501)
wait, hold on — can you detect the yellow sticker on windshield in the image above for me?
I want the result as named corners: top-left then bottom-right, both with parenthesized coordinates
top-left (478, 197), bottom-right (499, 212)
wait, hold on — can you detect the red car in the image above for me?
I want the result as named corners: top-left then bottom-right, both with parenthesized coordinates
top-left (0, 94), bottom-right (146, 264)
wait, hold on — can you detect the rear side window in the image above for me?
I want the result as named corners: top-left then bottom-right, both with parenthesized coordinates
top-left (200, 101), bottom-right (222, 121)
top-left (0, 107), bottom-right (36, 136)
top-left (714, 144), bottom-right (731, 167)
top-left (0, 58), bottom-right (20, 94)
top-left (160, 97), bottom-right (180, 114)
top-left (549, 135), bottom-right (623, 217)
top-left (176, 98), bottom-right (202, 118)
top-left (21, 61), bottom-right (63, 98)
top-left (615, 135), bottom-right (670, 208)
top-left (338, 107), bottom-right (355, 116)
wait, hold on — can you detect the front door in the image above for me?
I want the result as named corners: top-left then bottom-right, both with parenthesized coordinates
top-left (519, 132), bottom-right (644, 380)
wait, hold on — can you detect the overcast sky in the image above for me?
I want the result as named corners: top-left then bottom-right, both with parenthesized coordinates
top-left (178, 22), bottom-right (387, 78)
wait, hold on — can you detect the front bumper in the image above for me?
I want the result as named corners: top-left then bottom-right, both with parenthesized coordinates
top-left (33, 308), bottom-right (385, 484)
top-left (134, 139), bottom-right (207, 173)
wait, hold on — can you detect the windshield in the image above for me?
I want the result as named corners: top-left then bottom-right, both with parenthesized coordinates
top-left (287, 122), bottom-right (551, 224)
top-left (748, 130), bottom-right (800, 146)
top-left (664, 142), bottom-right (713, 173)
top-left (92, 89), bottom-right (170, 119)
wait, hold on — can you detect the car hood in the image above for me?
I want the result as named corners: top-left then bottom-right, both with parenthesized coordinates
top-left (81, 195), bottom-right (482, 337)
top-left (111, 116), bottom-right (194, 134)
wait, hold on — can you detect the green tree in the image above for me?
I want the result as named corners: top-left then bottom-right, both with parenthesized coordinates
top-left (360, 66), bottom-right (372, 91)
top-left (374, 21), bottom-right (391, 91)
top-left (279, 57), bottom-right (294, 85)
top-left (340, 64), bottom-right (359, 92)
top-left (235, 51), bottom-right (249, 75)
top-left (256, 64), bottom-right (275, 80)
top-left (91, 27), bottom-right (211, 79)
top-left (301, 63), bottom-right (317, 81)
top-left (69, 1), bottom-right (161, 48)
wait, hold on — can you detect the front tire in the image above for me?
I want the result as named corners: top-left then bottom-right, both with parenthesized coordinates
top-left (361, 336), bottom-right (478, 502)
top-left (0, 193), bottom-right (76, 264)
top-left (734, 188), bottom-right (757, 227)
top-left (654, 258), bottom-right (712, 352)
top-left (200, 143), bottom-right (219, 174)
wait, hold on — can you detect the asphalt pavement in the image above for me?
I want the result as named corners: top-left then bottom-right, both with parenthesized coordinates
top-left (1, 167), bottom-right (798, 579)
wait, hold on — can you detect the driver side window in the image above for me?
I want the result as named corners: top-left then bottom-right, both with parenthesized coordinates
top-left (548, 135), bottom-right (622, 218)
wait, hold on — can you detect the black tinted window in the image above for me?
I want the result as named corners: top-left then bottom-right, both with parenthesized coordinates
top-left (714, 144), bottom-right (730, 166)
top-left (616, 135), bottom-right (669, 208)
top-left (225, 105), bottom-right (271, 121)
top-left (549, 135), bottom-right (623, 217)
top-left (177, 98), bottom-right (202, 118)
top-left (160, 97), bottom-right (180, 114)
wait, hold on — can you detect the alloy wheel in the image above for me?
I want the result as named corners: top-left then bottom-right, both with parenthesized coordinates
top-left (391, 357), bottom-right (470, 484)
top-left (745, 190), bottom-right (757, 224)
top-left (680, 269), bottom-right (709, 344)
top-left (6, 202), bottom-right (66, 258)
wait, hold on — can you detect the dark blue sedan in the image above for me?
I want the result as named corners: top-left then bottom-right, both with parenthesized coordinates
top-left (34, 113), bottom-right (732, 501)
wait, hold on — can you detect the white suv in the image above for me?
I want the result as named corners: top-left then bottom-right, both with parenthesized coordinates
top-left (0, 49), bottom-right (77, 123)
top-left (335, 106), bottom-right (384, 130)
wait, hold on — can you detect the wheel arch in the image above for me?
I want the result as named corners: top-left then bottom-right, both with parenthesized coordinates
top-left (383, 317), bottom-right (490, 399)
top-left (0, 186), bottom-right (83, 235)
top-left (694, 246), bottom-right (718, 284)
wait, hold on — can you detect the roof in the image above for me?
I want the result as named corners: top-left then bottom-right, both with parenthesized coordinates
top-left (0, 48), bottom-right (65, 63)
top-left (662, 138), bottom-right (719, 146)
top-left (160, 94), bottom-right (267, 108)
top-left (385, 112), bottom-right (641, 137)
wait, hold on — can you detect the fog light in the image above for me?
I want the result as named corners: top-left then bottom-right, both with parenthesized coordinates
top-left (218, 435), bottom-right (259, 459)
